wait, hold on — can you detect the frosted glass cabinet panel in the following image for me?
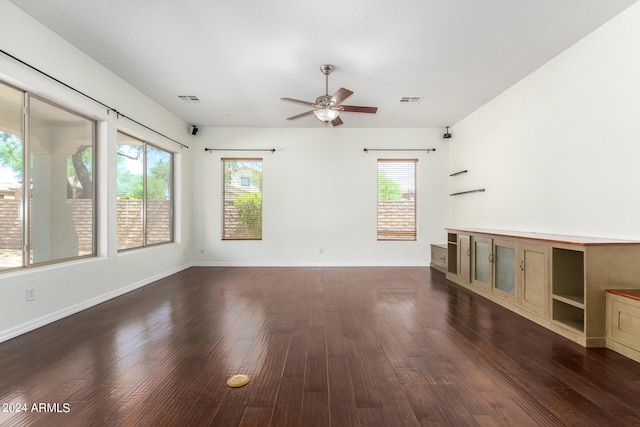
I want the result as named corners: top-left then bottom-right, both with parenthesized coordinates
top-left (495, 244), bottom-right (516, 295)
top-left (473, 237), bottom-right (492, 287)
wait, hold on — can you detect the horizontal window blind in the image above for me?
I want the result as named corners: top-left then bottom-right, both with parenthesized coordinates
top-left (377, 159), bottom-right (417, 241)
top-left (222, 158), bottom-right (263, 240)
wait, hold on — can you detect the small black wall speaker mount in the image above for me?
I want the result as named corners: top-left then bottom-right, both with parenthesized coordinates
top-left (191, 125), bottom-right (199, 136)
top-left (443, 126), bottom-right (452, 139)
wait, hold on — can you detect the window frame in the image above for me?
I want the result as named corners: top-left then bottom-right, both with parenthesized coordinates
top-left (376, 158), bottom-right (418, 241)
top-left (0, 81), bottom-right (98, 271)
top-left (222, 157), bottom-right (263, 241)
top-left (116, 131), bottom-right (174, 251)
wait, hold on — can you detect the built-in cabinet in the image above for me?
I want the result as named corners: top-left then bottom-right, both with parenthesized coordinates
top-left (471, 237), bottom-right (517, 301)
top-left (444, 228), bottom-right (640, 348)
top-left (606, 290), bottom-right (640, 363)
top-left (448, 233), bottom-right (470, 283)
top-left (520, 243), bottom-right (549, 317)
top-left (430, 244), bottom-right (448, 273)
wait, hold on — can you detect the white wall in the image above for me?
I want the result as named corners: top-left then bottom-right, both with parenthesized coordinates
top-left (0, 1), bottom-right (193, 342)
top-left (192, 127), bottom-right (449, 266)
top-left (449, 2), bottom-right (640, 239)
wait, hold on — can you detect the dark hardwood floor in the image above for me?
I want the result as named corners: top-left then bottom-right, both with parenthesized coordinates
top-left (2, 267), bottom-right (640, 426)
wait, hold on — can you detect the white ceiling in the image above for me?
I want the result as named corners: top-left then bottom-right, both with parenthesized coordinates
top-left (8, 0), bottom-right (637, 129)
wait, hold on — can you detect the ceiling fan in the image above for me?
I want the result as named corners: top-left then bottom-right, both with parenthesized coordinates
top-left (281, 64), bottom-right (378, 127)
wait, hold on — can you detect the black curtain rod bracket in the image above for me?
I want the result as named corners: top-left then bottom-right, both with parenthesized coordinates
top-left (205, 148), bottom-right (276, 153)
top-left (1, 48), bottom-right (188, 150)
top-left (450, 188), bottom-right (486, 196)
top-left (364, 148), bottom-right (436, 153)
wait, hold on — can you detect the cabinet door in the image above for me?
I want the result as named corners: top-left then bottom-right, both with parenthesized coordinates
top-left (472, 237), bottom-right (492, 288)
top-left (493, 239), bottom-right (517, 299)
top-left (458, 234), bottom-right (471, 284)
top-left (520, 243), bottom-right (549, 316)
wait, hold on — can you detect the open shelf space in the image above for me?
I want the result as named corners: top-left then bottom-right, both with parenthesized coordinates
top-left (447, 232), bottom-right (458, 274)
top-left (552, 248), bottom-right (584, 299)
top-left (552, 294), bottom-right (585, 308)
top-left (553, 299), bottom-right (585, 332)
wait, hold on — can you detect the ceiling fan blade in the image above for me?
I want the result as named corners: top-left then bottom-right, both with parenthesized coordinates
top-left (286, 110), bottom-right (315, 120)
top-left (331, 116), bottom-right (343, 127)
top-left (281, 97), bottom-right (316, 107)
top-left (331, 87), bottom-right (354, 105)
top-left (340, 105), bottom-right (378, 114)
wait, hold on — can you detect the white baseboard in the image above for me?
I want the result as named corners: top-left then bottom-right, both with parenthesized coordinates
top-left (192, 261), bottom-right (429, 267)
top-left (0, 263), bottom-right (192, 344)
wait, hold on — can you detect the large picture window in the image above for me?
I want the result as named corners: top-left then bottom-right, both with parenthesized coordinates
top-left (117, 132), bottom-right (173, 250)
top-left (377, 159), bottom-right (417, 241)
top-left (0, 82), bottom-right (96, 270)
top-left (222, 158), bottom-right (262, 240)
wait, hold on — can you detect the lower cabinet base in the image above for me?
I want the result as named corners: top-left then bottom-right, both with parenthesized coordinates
top-left (607, 291), bottom-right (640, 363)
top-left (445, 273), bottom-right (604, 348)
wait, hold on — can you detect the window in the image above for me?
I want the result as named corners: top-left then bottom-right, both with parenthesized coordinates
top-left (377, 159), bottom-right (417, 241)
top-left (117, 132), bottom-right (173, 250)
top-left (0, 82), bottom-right (24, 270)
top-left (0, 82), bottom-right (96, 270)
top-left (222, 158), bottom-right (262, 240)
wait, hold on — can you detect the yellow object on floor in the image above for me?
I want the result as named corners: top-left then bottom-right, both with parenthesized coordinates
top-left (227, 374), bottom-right (250, 388)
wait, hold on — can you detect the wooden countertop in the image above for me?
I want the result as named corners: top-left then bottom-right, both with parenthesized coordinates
top-left (607, 289), bottom-right (640, 301)
top-left (446, 228), bottom-right (640, 246)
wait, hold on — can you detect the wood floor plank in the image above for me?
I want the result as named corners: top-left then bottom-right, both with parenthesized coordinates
top-left (304, 325), bottom-right (328, 393)
top-left (301, 391), bottom-right (329, 426)
top-left (271, 376), bottom-right (304, 426)
top-left (327, 357), bottom-right (359, 426)
top-left (3, 267), bottom-right (640, 426)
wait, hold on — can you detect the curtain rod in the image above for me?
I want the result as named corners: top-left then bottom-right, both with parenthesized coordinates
top-left (204, 148), bottom-right (276, 153)
top-left (363, 148), bottom-right (436, 153)
top-left (0, 48), bottom-right (189, 149)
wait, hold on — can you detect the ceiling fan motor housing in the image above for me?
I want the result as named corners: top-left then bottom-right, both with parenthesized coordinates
top-left (315, 95), bottom-right (335, 109)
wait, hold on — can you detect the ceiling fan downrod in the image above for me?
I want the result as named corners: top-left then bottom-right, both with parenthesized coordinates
top-left (320, 64), bottom-right (334, 95)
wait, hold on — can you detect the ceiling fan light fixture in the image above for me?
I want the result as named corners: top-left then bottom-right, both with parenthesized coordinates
top-left (313, 108), bottom-right (339, 122)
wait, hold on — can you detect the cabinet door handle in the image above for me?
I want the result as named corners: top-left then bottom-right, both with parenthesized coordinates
top-left (520, 260), bottom-right (525, 271)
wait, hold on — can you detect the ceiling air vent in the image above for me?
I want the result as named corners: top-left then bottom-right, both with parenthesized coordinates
top-left (178, 95), bottom-right (201, 103)
top-left (399, 96), bottom-right (422, 104)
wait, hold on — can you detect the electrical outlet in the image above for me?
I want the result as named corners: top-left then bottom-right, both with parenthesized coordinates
top-left (26, 287), bottom-right (36, 302)
top-left (319, 248), bottom-right (324, 255)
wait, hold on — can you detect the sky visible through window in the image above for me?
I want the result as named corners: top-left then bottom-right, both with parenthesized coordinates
top-left (0, 166), bottom-right (17, 181)
top-left (378, 161), bottom-right (415, 192)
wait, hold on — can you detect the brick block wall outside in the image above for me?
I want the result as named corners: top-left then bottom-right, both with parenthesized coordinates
top-left (0, 199), bottom-right (171, 251)
top-left (377, 200), bottom-right (416, 239)
top-left (2, 198), bottom-right (411, 249)
top-left (223, 199), bottom-right (416, 239)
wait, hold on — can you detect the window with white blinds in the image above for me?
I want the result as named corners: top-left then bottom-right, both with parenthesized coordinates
top-left (222, 158), bottom-right (263, 240)
top-left (377, 159), bottom-right (417, 241)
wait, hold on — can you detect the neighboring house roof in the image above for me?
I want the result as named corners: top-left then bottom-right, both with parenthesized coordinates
top-left (0, 182), bottom-right (19, 192)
